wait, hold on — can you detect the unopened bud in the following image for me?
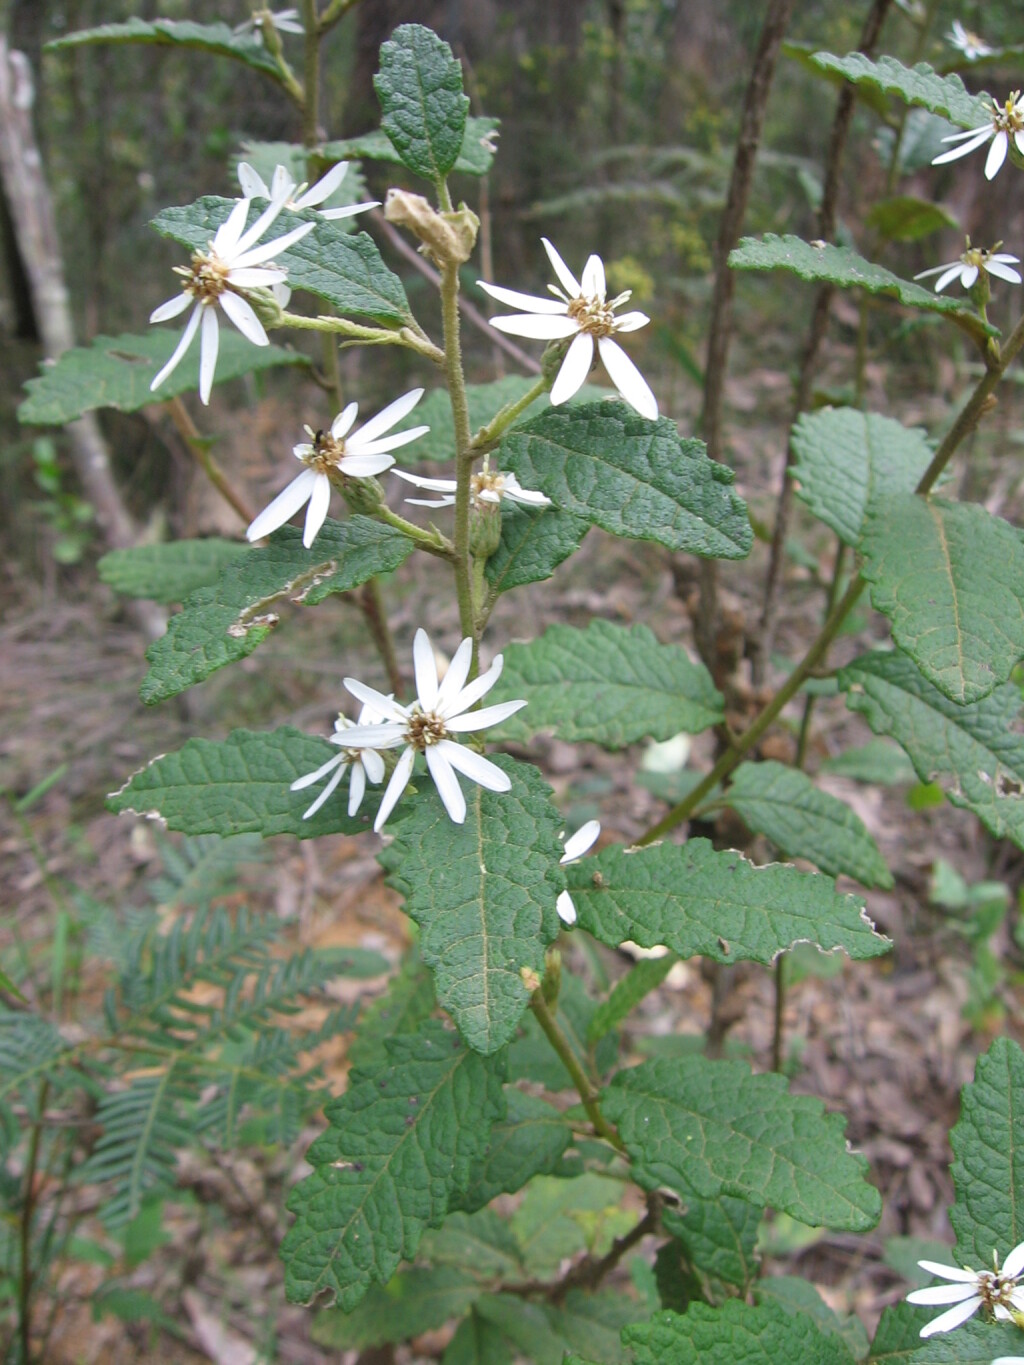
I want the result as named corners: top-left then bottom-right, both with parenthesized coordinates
top-left (541, 336), bottom-right (574, 389)
top-left (469, 501), bottom-right (503, 560)
top-left (384, 189), bottom-right (479, 266)
top-left (520, 966), bottom-right (542, 994)
top-left (245, 285), bottom-right (288, 330)
top-left (542, 948), bottom-right (561, 1007)
top-left (339, 473), bottom-right (386, 516)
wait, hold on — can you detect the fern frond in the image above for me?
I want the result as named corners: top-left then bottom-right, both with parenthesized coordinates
top-left (147, 833), bottom-right (265, 912)
top-left (0, 1010), bottom-right (69, 1114)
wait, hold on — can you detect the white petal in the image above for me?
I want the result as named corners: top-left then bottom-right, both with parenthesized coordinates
top-left (1017, 129), bottom-right (1024, 157)
top-left (220, 290), bottom-right (270, 345)
top-left (918, 1295), bottom-right (982, 1337)
top-left (506, 484), bottom-right (551, 507)
top-left (246, 468), bottom-right (318, 541)
top-left (907, 1284), bottom-right (978, 1305)
top-left (933, 264), bottom-right (966, 293)
top-left (959, 265), bottom-right (979, 288)
top-left (556, 890), bottom-right (577, 926)
top-left (237, 162), bottom-right (270, 199)
top-left (374, 745), bottom-right (416, 831)
top-left (318, 200), bottom-right (381, 220)
top-left (352, 388), bottom-right (425, 446)
top-left (598, 337), bottom-right (658, 419)
top-left (334, 721), bottom-right (405, 748)
top-left (338, 452), bottom-right (394, 478)
top-left (613, 310), bottom-right (650, 332)
top-left (302, 472), bottom-right (332, 547)
top-left (1003, 1240), bottom-right (1024, 1279)
top-left (347, 761), bottom-right (366, 816)
top-left (938, 122), bottom-right (993, 144)
top-left (332, 402), bottom-right (359, 439)
top-left (478, 280), bottom-right (568, 314)
top-left (581, 253), bottom-right (606, 298)
top-left (347, 425), bottom-right (431, 458)
top-left (150, 291), bottom-right (193, 323)
top-left (392, 470), bottom-right (457, 493)
top-left (150, 304), bottom-right (202, 391)
top-left (542, 237), bottom-right (581, 296)
top-left (225, 266), bottom-right (286, 288)
top-left (562, 819), bottom-right (601, 862)
top-left (916, 1261), bottom-right (978, 1284)
top-left (361, 748), bottom-right (386, 784)
top-left (489, 313), bottom-right (579, 340)
top-left (426, 746), bottom-right (466, 823)
top-left (301, 761), bottom-right (348, 819)
top-left (213, 197), bottom-right (253, 255)
top-left (442, 654), bottom-right (504, 718)
top-left (413, 628), bottom-right (439, 708)
top-left (435, 637), bottom-right (474, 712)
top-left (913, 263), bottom-right (954, 280)
top-left (198, 307), bottom-right (220, 404)
top-left (296, 161), bottom-right (348, 208)
top-left (233, 194), bottom-right (285, 258)
top-left (446, 699), bottom-right (528, 732)
top-left (291, 751), bottom-right (346, 790)
top-left (932, 130), bottom-right (993, 164)
top-left (343, 679), bottom-right (407, 723)
top-left (987, 259), bottom-right (1022, 283)
top-left (986, 129), bottom-right (1009, 178)
top-left (406, 496), bottom-right (456, 507)
top-left (550, 332), bottom-right (594, 405)
top-left (436, 739), bottom-right (511, 793)
top-left (233, 219), bottom-right (314, 267)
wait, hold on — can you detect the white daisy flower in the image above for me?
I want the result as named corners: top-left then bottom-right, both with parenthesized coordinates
top-left (947, 20), bottom-right (993, 61)
top-left (478, 238), bottom-right (658, 420)
top-left (906, 1242), bottom-right (1024, 1337)
top-left (556, 820), bottom-right (601, 926)
top-left (246, 389), bottom-right (429, 548)
top-left (933, 91), bottom-right (1024, 180)
top-left (237, 161), bottom-right (379, 223)
top-left (337, 628), bottom-right (527, 831)
top-left (914, 239), bottom-right (1021, 292)
top-left (290, 702), bottom-right (388, 819)
top-left (235, 7), bottom-right (304, 38)
top-left (149, 188), bottom-right (314, 404)
top-left (392, 459), bottom-right (551, 510)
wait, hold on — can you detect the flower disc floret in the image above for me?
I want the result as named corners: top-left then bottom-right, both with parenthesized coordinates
top-left (478, 237), bottom-right (658, 420)
top-left (906, 1241), bottom-right (1024, 1337)
top-left (393, 458), bottom-right (550, 510)
top-left (336, 628), bottom-right (527, 831)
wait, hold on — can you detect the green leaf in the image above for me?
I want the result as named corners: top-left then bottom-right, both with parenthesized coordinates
top-left (840, 649), bottom-right (1024, 848)
top-left (498, 402), bottom-right (753, 560)
top-left (623, 1299), bottom-right (858, 1364)
top-left (489, 620), bottom-right (723, 747)
top-left (860, 496), bottom-right (1024, 705)
top-left (443, 1310), bottom-right (514, 1365)
top-left (346, 953), bottom-right (436, 1072)
top-left (374, 24), bottom-right (470, 183)
top-left (476, 1289), bottom-right (637, 1364)
top-left (18, 330), bottom-right (306, 425)
top-left (950, 1036), bottom-right (1024, 1267)
top-left (485, 503), bottom-right (589, 594)
top-left (422, 1208), bottom-right (524, 1280)
top-left (323, 115), bottom-right (500, 178)
top-left (806, 52), bottom-right (992, 127)
top-left (311, 1266), bottom-right (482, 1350)
top-left (864, 195), bottom-right (958, 242)
top-left (756, 1277), bottom-right (868, 1358)
top-left (587, 955), bottom-right (678, 1046)
top-left (606, 1056), bottom-right (881, 1231)
top-left (378, 757), bottom-right (565, 1055)
top-left (282, 1021), bottom-right (505, 1307)
top-left (869, 1301), bottom-right (1024, 1362)
top-left (570, 839), bottom-right (890, 965)
top-left (98, 539), bottom-right (250, 604)
top-left (107, 726), bottom-right (384, 839)
top-left (510, 1172), bottom-right (628, 1275)
top-left (790, 408), bottom-right (936, 547)
top-left (818, 739), bottom-right (916, 786)
top-left (454, 1090), bottom-right (573, 1213)
top-left (662, 1193), bottom-right (761, 1299)
top-left (729, 236), bottom-right (995, 341)
top-left (140, 518), bottom-right (413, 703)
top-left (152, 197), bottom-right (413, 326)
top-left (45, 19), bottom-right (284, 80)
top-left (722, 760), bottom-right (892, 888)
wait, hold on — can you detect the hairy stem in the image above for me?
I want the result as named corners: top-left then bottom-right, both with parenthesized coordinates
top-left (471, 375), bottom-right (549, 453)
top-left (18, 1079), bottom-right (48, 1365)
top-left (358, 577), bottom-right (404, 698)
top-left (278, 310), bottom-right (444, 364)
top-left (439, 255), bottom-right (478, 651)
top-left (299, 0), bottom-right (320, 147)
top-left (167, 397), bottom-right (255, 526)
top-left (529, 991), bottom-right (626, 1152)
top-left (317, 0), bottom-right (362, 34)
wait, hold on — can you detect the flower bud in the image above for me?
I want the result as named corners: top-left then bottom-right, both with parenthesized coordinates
top-left (339, 473), bottom-right (386, 516)
top-left (542, 948), bottom-right (561, 1007)
top-left (469, 501), bottom-right (503, 560)
top-left (384, 189), bottom-right (479, 266)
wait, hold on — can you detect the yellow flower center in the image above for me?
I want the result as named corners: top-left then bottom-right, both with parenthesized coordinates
top-left (994, 92), bottom-right (1024, 133)
top-left (406, 707), bottom-right (447, 750)
top-left (470, 469), bottom-right (507, 506)
top-left (567, 294), bottom-right (617, 338)
top-left (179, 250), bottom-right (231, 304)
top-left (300, 427), bottom-right (345, 475)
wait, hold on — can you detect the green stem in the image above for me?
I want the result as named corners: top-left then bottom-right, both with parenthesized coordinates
top-left (375, 504), bottom-right (454, 559)
top-left (439, 259), bottom-right (478, 649)
top-left (358, 578), bottom-right (404, 698)
top-left (317, 0), bottom-right (362, 33)
top-left (471, 375), bottom-right (549, 454)
top-left (168, 398), bottom-right (255, 526)
top-left (278, 311), bottom-right (443, 364)
top-left (794, 541), bottom-right (847, 770)
top-left (299, 0), bottom-right (320, 147)
top-left (436, 177), bottom-right (454, 213)
top-left (771, 956), bottom-right (786, 1073)
top-left (529, 992), bottom-right (626, 1152)
top-left (19, 1079), bottom-right (48, 1365)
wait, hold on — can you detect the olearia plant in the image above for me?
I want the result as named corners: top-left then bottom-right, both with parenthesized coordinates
top-left (10, 6), bottom-right (1024, 1363)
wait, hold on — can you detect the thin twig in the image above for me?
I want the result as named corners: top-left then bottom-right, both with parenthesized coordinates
top-left (529, 990), bottom-right (626, 1152)
top-left (166, 397), bottom-right (256, 526)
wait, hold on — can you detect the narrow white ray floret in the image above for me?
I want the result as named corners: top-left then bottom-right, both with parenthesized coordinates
top-left (932, 91), bottom-right (1024, 180)
top-left (556, 819), bottom-right (601, 926)
top-left (392, 458), bottom-right (551, 510)
top-left (149, 184), bottom-right (314, 405)
top-left (947, 19), bottom-right (993, 61)
top-left (337, 628), bottom-right (527, 832)
top-left (478, 237), bottom-right (658, 420)
top-left (237, 160), bottom-right (379, 222)
top-left (235, 7), bottom-right (304, 38)
top-left (914, 239), bottom-right (1021, 293)
top-left (290, 702), bottom-right (388, 820)
top-left (905, 1241), bottom-right (1024, 1337)
top-left (246, 388), bottom-right (429, 548)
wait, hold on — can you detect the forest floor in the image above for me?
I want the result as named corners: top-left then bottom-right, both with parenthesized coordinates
top-left (3, 356), bottom-right (1024, 1364)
